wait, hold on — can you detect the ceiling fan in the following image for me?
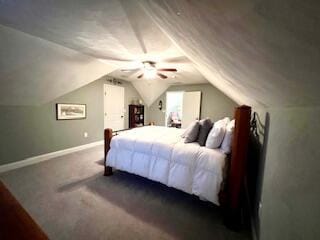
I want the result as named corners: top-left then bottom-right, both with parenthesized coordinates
top-left (120, 61), bottom-right (177, 79)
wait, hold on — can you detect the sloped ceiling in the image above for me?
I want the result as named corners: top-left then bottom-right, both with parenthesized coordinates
top-left (140, 0), bottom-right (320, 107)
top-left (0, 0), bottom-right (319, 107)
top-left (0, 25), bottom-right (117, 105)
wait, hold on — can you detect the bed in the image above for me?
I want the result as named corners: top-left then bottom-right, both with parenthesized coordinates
top-left (104, 106), bottom-right (251, 222)
top-left (106, 126), bottom-right (226, 205)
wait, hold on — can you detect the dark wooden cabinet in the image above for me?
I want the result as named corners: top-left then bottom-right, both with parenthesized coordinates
top-left (129, 105), bottom-right (144, 128)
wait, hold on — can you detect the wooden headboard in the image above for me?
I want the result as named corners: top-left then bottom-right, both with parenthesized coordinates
top-left (104, 105), bottom-right (252, 224)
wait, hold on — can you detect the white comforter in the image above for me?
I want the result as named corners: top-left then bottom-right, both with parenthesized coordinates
top-left (106, 126), bottom-right (226, 205)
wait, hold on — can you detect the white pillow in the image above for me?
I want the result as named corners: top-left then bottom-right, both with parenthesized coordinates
top-left (205, 118), bottom-right (230, 149)
top-left (220, 119), bottom-right (235, 154)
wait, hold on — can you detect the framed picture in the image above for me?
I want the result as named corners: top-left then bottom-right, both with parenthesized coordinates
top-left (56, 103), bottom-right (86, 120)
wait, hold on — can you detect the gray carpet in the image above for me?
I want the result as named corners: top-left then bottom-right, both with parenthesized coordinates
top-left (0, 145), bottom-right (251, 240)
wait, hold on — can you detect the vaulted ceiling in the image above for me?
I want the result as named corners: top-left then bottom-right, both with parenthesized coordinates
top-left (0, 0), bottom-right (319, 107)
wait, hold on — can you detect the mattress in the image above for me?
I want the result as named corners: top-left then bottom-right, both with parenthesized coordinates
top-left (106, 126), bottom-right (227, 205)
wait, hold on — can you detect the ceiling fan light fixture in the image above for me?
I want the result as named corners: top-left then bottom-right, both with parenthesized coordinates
top-left (143, 67), bottom-right (157, 79)
top-left (120, 60), bottom-right (176, 80)
top-left (143, 61), bottom-right (157, 79)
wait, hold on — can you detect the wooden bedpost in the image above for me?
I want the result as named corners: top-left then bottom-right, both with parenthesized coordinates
top-left (225, 105), bottom-right (251, 228)
top-left (104, 128), bottom-right (113, 176)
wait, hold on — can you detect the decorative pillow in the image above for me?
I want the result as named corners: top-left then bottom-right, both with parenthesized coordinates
top-left (197, 118), bottom-right (213, 146)
top-left (181, 120), bottom-right (194, 138)
top-left (220, 119), bottom-right (235, 154)
top-left (184, 121), bottom-right (200, 143)
top-left (205, 117), bottom-right (230, 149)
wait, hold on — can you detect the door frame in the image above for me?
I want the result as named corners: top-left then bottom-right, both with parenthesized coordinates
top-left (103, 84), bottom-right (125, 130)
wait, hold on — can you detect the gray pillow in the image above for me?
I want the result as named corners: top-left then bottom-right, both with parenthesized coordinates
top-left (197, 118), bottom-right (213, 146)
top-left (184, 121), bottom-right (200, 143)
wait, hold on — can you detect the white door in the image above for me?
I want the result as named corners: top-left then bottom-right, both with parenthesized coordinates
top-left (104, 84), bottom-right (125, 131)
top-left (181, 91), bottom-right (201, 128)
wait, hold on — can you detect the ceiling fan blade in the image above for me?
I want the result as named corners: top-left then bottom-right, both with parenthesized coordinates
top-left (99, 56), bottom-right (133, 62)
top-left (121, 68), bottom-right (141, 72)
top-left (157, 73), bottom-right (168, 79)
top-left (157, 68), bottom-right (177, 72)
top-left (128, 69), bottom-right (141, 77)
top-left (137, 73), bottom-right (144, 79)
top-left (162, 56), bottom-right (189, 63)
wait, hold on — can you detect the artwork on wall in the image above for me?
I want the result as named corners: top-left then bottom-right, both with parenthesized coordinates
top-left (56, 103), bottom-right (86, 120)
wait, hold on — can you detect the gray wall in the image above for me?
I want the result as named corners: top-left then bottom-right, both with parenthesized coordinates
top-left (0, 77), bottom-right (144, 165)
top-left (147, 83), bottom-right (237, 126)
top-left (252, 107), bottom-right (320, 240)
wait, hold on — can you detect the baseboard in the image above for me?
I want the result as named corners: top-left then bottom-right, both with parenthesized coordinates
top-left (0, 140), bottom-right (104, 173)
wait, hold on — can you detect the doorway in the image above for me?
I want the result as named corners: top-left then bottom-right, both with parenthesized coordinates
top-left (165, 91), bottom-right (183, 127)
top-left (104, 84), bottom-right (125, 131)
top-left (165, 91), bottom-right (201, 128)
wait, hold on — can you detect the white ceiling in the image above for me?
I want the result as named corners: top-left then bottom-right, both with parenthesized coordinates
top-left (0, 0), bottom-right (319, 107)
top-left (0, 0), bottom-right (207, 106)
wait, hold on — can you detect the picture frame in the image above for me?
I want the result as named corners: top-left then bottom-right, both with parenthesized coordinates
top-left (56, 103), bottom-right (86, 120)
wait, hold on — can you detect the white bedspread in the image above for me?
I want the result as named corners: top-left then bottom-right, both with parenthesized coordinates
top-left (106, 126), bottom-right (226, 205)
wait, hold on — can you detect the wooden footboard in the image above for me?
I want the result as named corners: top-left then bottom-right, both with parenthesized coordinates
top-left (104, 128), bottom-right (113, 176)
